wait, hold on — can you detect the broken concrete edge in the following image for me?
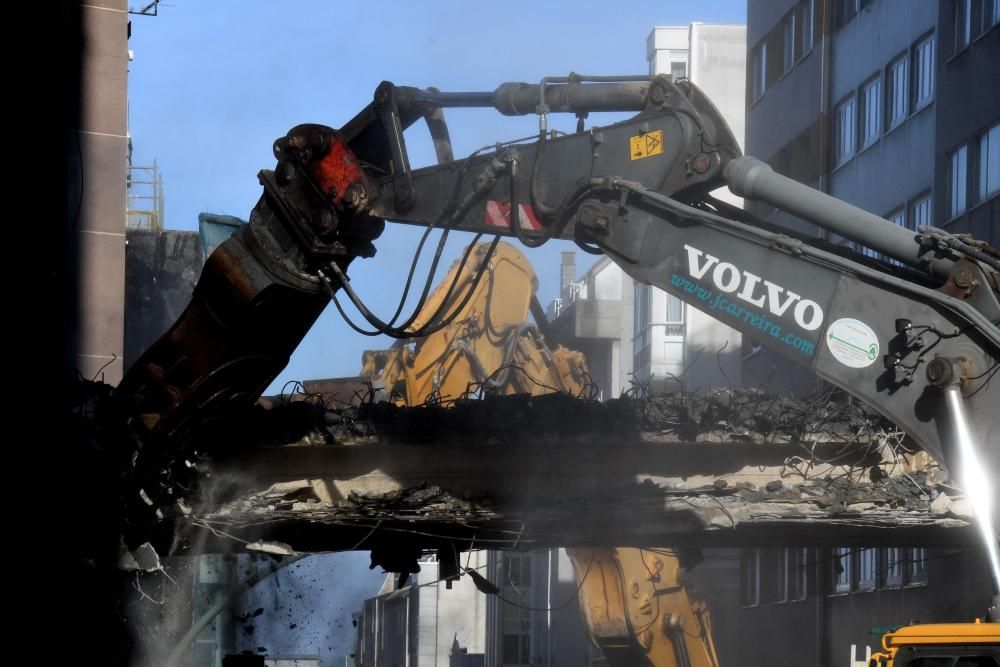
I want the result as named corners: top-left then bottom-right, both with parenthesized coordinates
top-left (201, 437), bottom-right (945, 516)
top-left (229, 469), bottom-right (957, 508)
top-left (210, 472), bottom-right (963, 515)
top-left (173, 471), bottom-right (975, 557)
top-left (179, 504), bottom-right (976, 556)
top-left (92, 381), bottom-right (958, 558)
top-left (238, 387), bottom-right (908, 450)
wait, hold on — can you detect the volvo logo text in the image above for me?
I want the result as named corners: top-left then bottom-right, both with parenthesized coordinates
top-left (683, 244), bottom-right (824, 331)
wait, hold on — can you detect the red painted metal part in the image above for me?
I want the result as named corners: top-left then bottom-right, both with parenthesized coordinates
top-left (308, 133), bottom-right (369, 208)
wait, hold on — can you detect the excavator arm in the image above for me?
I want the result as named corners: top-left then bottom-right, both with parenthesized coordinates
top-left (330, 75), bottom-right (1000, 480)
top-left (121, 73), bottom-right (1000, 488)
top-left (116, 73), bottom-right (1000, 665)
top-left (568, 546), bottom-right (720, 667)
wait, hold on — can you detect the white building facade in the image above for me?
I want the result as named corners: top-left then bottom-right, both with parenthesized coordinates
top-left (553, 24), bottom-right (748, 396)
top-left (637, 24), bottom-right (747, 393)
top-left (355, 553), bottom-right (488, 667)
top-left (354, 550), bottom-right (592, 667)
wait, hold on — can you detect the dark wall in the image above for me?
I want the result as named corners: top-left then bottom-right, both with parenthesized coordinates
top-left (51, 3), bottom-right (134, 664)
top-left (71, 0), bottom-right (130, 384)
top-left (743, 0), bottom-right (999, 395)
top-left (746, 0), bottom-right (825, 195)
top-left (934, 1), bottom-right (1000, 244)
top-left (123, 230), bottom-right (204, 372)
top-left (731, 548), bottom-right (994, 666)
top-left (744, 0), bottom-right (829, 396)
top-left (828, 0), bottom-right (937, 220)
top-left (687, 550), bottom-right (742, 667)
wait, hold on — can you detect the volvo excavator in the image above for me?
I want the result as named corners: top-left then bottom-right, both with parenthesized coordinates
top-left (114, 74), bottom-right (1000, 664)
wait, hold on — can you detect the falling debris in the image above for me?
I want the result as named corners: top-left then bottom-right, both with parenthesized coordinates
top-left (246, 540), bottom-right (298, 558)
top-left (118, 541), bottom-right (162, 573)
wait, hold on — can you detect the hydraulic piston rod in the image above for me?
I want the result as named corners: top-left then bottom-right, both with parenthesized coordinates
top-left (409, 76), bottom-right (653, 116)
top-left (725, 157), bottom-right (955, 279)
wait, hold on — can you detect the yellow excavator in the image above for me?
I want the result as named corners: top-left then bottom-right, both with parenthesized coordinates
top-left (867, 621), bottom-right (999, 666)
top-left (569, 546), bottom-right (720, 667)
top-left (356, 241), bottom-right (588, 406)
top-left (353, 240), bottom-right (721, 667)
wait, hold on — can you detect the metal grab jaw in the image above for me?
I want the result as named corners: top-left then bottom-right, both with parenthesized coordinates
top-left (926, 357), bottom-right (1000, 596)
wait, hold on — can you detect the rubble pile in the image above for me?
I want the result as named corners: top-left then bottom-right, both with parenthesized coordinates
top-left (634, 387), bottom-right (892, 444)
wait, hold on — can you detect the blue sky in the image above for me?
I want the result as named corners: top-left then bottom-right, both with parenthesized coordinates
top-left (129, 0), bottom-right (746, 395)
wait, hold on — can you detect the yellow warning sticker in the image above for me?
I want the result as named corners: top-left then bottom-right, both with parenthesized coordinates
top-left (629, 130), bottom-right (664, 160)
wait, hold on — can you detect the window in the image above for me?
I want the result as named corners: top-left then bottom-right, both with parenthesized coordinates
top-left (887, 55), bottom-right (909, 128)
top-left (857, 241), bottom-right (880, 259)
top-left (832, 547), bottom-right (852, 593)
top-left (956, 0), bottom-right (972, 51)
top-left (911, 194), bottom-right (932, 230)
top-left (836, 0), bottom-right (859, 28)
top-left (664, 292), bottom-right (684, 335)
top-left (634, 284), bottom-right (649, 356)
top-left (913, 35), bottom-right (935, 109)
top-left (888, 208), bottom-right (907, 230)
top-left (741, 549), bottom-right (761, 606)
top-left (882, 547), bottom-right (904, 586)
top-left (856, 548), bottom-right (876, 590)
top-left (502, 633), bottom-right (531, 667)
top-left (979, 121), bottom-right (1000, 202)
top-left (988, 0), bottom-right (1000, 30)
top-left (752, 42), bottom-right (767, 101)
top-left (908, 547), bottom-right (928, 584)
top-left (834, 548), bottom-right (930, 594)
top-left (504, 554), bottom-right (532, 588)
top-left (950, 144), bottom-right (969, 217)
top-left (788, 547), bottom-right (808, 601)
top-left (802, 0), bottom-right (815, 52)
top-left (967, 0), bottom-right (999, 37)
top-left (776, 549), bottom-right (788, 602)
top-left (861, 76), bottom-right (882, 148)
top-left (783, 12), bottom-right (796, 73)
top-left (663, 292), bottom-right (685, 363)
top-left (834, 96), bottom-right (857, 166)
top-left (667, 50), bottom-right (689, 80)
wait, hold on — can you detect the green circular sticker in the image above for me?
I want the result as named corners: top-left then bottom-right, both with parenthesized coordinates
top-left (825, 318), bottom-right (880, 369)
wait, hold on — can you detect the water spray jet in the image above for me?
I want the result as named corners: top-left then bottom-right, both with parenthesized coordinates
top-left (928, 357), bottom-right (1000, 598)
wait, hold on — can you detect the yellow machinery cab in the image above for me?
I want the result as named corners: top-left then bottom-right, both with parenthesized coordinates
top-left (868, 621), bottom-right (1000, 666)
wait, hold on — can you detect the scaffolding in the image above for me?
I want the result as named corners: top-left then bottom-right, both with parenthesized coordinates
top-left (127, 159), bottom-right (164, 231)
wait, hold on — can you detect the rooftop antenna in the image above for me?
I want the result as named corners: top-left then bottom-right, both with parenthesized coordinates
top-left (129, 1), bottom-right (163, 16)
